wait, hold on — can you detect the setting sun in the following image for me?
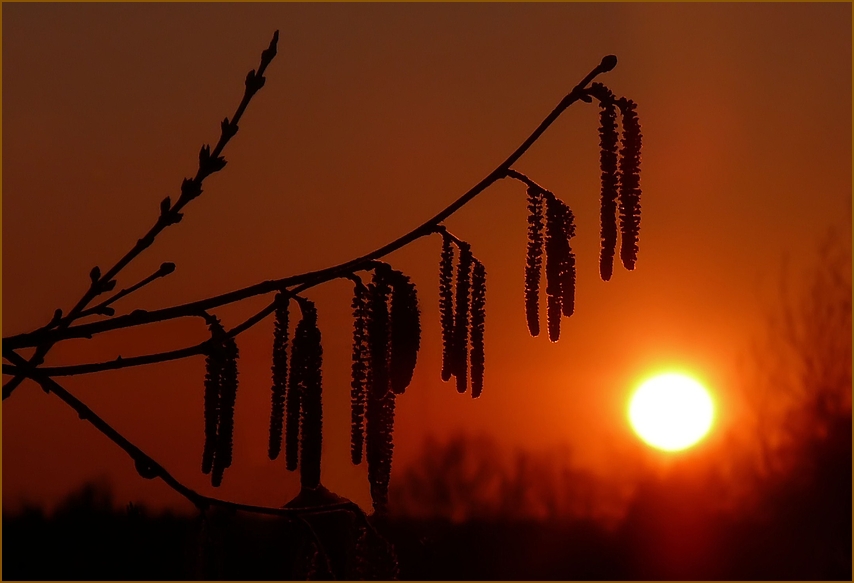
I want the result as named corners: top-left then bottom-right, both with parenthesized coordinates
top-left (628, 373), bottom-right (715, 452)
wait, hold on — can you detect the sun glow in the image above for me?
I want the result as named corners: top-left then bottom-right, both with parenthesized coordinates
top-left (628, 373), bottom-right (715, 452)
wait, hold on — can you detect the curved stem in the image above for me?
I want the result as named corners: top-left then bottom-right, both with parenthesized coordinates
top-left (504, 168), bottom-right (555, 196)
top-left (3, 55), bottom-right (615, 355)
top-left (3, 348), bottom-right (366, 520)
top-left (1, 281), bottom-right (331, 378)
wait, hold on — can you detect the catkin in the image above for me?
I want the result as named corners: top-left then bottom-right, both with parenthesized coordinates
top-left (616, 97), bottom-right (642, 271)
top-left (285, 307), bottom-right (305, 472)
top-left (372, 388), bottom-right (396, 514)
top-left (350, 279), bottom-right (370, 465)
top-left (366, 268), bottom-right (394, 513)
top-left (268, 294), bottom-right (289, 461)
top-left (561, 207), bottom-right (577, 317)
top-left (524, 187), bottom-right (545, 336)
top-left (453, 242), bottom-right (473, 392)
top-left (212, 335), bottom-right (239, 487)
top-left (595, 83), bottom-right (619, 282)
top-left (544, 194), bottom-right (566, 342)
top-left (201, 321), bottom-right (224, 476)
top-left (470, 260), bottom-right (486, 399)
top-left (297, 299), bottom-right (323, 490)
top-left (438, 234), bottom-right (455, 382)
top-left (389, 270), bottom-right (421, 394)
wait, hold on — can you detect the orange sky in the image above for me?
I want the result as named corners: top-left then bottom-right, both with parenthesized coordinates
top-left (2, 3), bottom-right (851, 514)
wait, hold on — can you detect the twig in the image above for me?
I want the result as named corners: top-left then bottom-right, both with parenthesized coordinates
top-left (1, 277), bottom-right (363, 378)
top-left (3, 55), bottom-right (617, 356)
top-left (3, 285), bottom-right (312, 378)
top-left (504, 168), bottom-right (555, 196)
top-left (2, 31), bottom-right (280, 399)
top-left (78, 262), bottom-right (176, 318)
top-left (432, 225), bottom-right (468, 248)
top-left (3, 347), bottom-right (369, 520)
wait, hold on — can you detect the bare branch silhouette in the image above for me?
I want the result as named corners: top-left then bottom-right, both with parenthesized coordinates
top-left (3, 54), bottom-right (618, 355)
top-left (3, 31), bottom-right (281, 398)
top-left (3, 30), bottom-right (643, 544)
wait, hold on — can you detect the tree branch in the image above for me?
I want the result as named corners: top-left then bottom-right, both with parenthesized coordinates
top-left (78, 262), bottom-right (176, 319)
top-left (3, 347), bottom-right (367, 520)
top-left (3, 55), bottom-right (617, 356)
top-left (1, 282), bottom-right (341, 378)
top-left (2, 31), bottom-right (281, 400)
top-left (504, 168), bottom-right (555, 196)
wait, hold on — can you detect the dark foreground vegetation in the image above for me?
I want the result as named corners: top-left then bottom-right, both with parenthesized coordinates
top-left (4, 408), bottom-right (850, 581)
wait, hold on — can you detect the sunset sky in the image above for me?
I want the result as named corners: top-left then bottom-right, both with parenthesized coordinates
top-left (3, 3), bottom-right (851, 515)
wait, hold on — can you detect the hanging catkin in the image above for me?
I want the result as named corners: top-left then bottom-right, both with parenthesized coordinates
top-left (616, 97), bottom-right (642, 271)
top-left (211, 334), bottom-right (239, 487)
top-left (296, 299), bottom-right (323, 490)
top-left (285, 306), bottom-right (306, 472)
top-left (544, 194), bottom-right (566, 342)
top-left (366, 268), bottom-right (394, 513)
top-left (201, 319), bottom-right (225, 476)
top-left (373, 388), bottom-right (396, 514)
top-left (438, 234), bottom-right (455, 382)
top-left (453, 242), bottom-right (473, 392)
top-left (561, 206), bottom-right (577, 318)
top-left (470, 259), bottom-right (487, 399)
top-left (350, 278), bottom-right (370, 465)
top-left (268, 293), bottom-right (289, 461)
top-left (388, 270), bottom-right (421, 394)
top-left (524, 187), bottom-right (545, 337)
top-left (594, 82), bottom-right (619, 282)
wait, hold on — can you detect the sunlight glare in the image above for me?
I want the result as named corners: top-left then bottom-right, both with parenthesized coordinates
top-left (628, 373), bottom-right (715, 452)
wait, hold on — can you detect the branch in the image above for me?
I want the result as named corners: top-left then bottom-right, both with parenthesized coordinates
top-left (2, 31), bottom-right (281, 400)
top-left (78, 262), bottom-right (176, 319)
top-left (3, 54), bottom-right (617, 355)
top-left (504, 168), bottom-right (555, 196)
top-left (3, 348), bottom-right (368, 520)
top-left (432, 225), bottom-right (468, 248)
top-left (2, 283), bottom-right (331, 378)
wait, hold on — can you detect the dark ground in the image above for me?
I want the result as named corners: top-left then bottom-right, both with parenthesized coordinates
top-left (4, 408), bottom-right (851, 580)
top-left (4, 439), bottom-right (851, 582)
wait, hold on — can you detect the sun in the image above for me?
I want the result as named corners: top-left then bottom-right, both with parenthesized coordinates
top-left (628, 372), bottom-right (715, 452)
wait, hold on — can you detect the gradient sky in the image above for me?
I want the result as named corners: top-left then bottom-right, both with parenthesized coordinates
top-left (3, 3), bottom-right (851, 514)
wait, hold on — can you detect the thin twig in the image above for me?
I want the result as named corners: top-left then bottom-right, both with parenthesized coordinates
top-left (3, 347), bottom-right (368, 520)
top-left (432, 225), bottom-right (468, 248)
top-left (2, 31), bottom-right (281, 399)
top-left (504, 168), bottom-right (555, 196)
top-left (3, 285), bottom-right (314, 378)
top-left (3, 55), bottom-right (616, 356)
top-left (78, 263), bottom-right (176, 319)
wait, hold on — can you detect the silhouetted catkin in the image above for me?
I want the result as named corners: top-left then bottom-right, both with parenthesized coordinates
top-left (296, 299), bottom-right (323, 490)
top-left (438, 234), bottom-right (455, 382)
top-left (370, 387), bottom-right (396, 515)
top-left (544, 195), bottom-right (566, 342)
top-left (366, 269), bottom-right (394, 513)
top-left (201, 320), bottom-right (225, 476)
top-left (285, 307), bottom-right (306, 472)
top-left (268, 294), bottom-right (289, 461)
top-left (389, 270), bottom-right (421, 394)
top-left (595, 83), bottom-right (619, 282)
top-left (524, 187), bottom-right (545, 337)
top-left (453, 242), bottom-right (473, 392)
top-left (561, 207), bottom-right (577, 318)
top-left (616, 97), bottom-right (642, 271)
top-left (212, 335), bottom-right (239, 487)
top-left (470, 260), bottom-right (486, 399)
top-left (350, 279), bottom-right (370, 465)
